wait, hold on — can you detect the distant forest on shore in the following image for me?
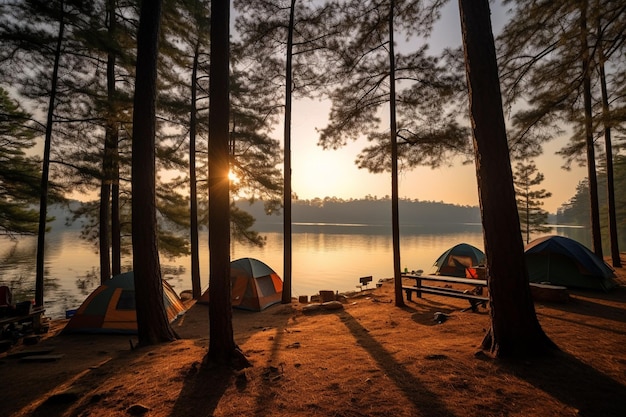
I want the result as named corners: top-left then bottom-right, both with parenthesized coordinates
top-left (52, 174), bottom-right (626, 233)
top-left (237, 197), bottom-right (482, 226)
top-left (557, 155), bottom-right (626, 228)
top-left (52, 196), bottom-right (567, 233)
top-left (231, 154), bottom-right (626, 229)
top-left (234, 197), bottom-right (586, 227)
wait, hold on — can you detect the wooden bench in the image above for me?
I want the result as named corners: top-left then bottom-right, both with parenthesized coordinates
top-left (0, 307), bottom-right (46, 334)
top-left (402, 274), bottom-right (489, 312)
top-left (356, 275), bottom-right (373, 291)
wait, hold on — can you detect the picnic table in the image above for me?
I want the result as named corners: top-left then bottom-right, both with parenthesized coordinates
top-left (402, 273), bottom-right (489, 312)
top-left (0, 307), bottom-right (46, 334)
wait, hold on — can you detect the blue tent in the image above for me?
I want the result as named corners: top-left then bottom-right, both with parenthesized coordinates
top-left (524, 236), bottom-right (617, 291)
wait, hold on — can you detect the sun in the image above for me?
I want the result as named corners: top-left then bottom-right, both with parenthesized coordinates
top-left (228, 170), bottom-right (240, 184)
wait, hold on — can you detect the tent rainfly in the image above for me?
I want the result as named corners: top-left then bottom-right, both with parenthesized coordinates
top-left (199, 257), bottom-right (283, 311)
top-left (432, 243), bottom-right (486, 277)
top-left (63, 271), bottom-right (187, 334)
top-left (524, 235), bottom-right (617, 291)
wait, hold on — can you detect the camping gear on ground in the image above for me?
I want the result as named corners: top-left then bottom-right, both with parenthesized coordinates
top-left (199, 257), bottom-right (283, 311)
top-left (524, 235), bottom-right (617, 291)
top-left (432, 243), bottom-right (486, 277)
top-left (62, 271), bottom-right (187, 334)
top-left (0, 286), bottom-right (12, 307)
top-left (0, 286), bottom-right (13, 317)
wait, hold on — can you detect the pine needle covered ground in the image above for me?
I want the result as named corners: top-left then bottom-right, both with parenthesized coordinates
top-left (2, 256), bottom-right (626, 417)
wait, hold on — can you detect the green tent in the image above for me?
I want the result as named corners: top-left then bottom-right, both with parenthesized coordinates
top-left (432, 243), bottom-right (486, 277)
top-left (524, 236), bottom-right (617, 291)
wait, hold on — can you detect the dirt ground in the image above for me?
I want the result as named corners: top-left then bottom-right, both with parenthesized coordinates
top-left (2, 256), bottom-right (626, 417)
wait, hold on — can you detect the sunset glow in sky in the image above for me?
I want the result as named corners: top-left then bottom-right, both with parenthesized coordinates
top-left (283, 2), bottom-right (587, 213)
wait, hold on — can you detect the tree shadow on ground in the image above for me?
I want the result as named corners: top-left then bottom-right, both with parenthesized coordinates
top-left (170, 303), bottom-right (292, 417)
top-left (537, 310), bottom-right (626, 336)
top-left (0, 334), bottom-right (131, 416)
top-left (403, 299), bottom-right (488, 326)
top-left (549, 288), bottom-right (626, 322)
top-left (499, 351), bottom-right (626, 417)
top-left (169, 359), bottom-right (235, 417)
top-left (339, 311), bottom-right (458, 417)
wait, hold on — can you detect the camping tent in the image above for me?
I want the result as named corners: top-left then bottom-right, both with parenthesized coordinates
top-left (524, 235), bottom-right (617, 291)
top-left (199, 257), bottom-right (283, 311)
top-left (432, 243), bottom-right (486, 277)
top-left (63, 271), bottom-right (187, 334)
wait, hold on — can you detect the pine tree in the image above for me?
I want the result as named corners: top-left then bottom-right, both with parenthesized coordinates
top-left (234, 0), bottom-right (339, 303)
top-left (165, 0), bottom-right (211, 299)
top-left (0, 0), bottom-right (136, 288)
top-left (318, 1), bottom-right (469, 167)
top-left (497, 1), bottom-right (626, 258)
top-left (459, 0), bottom-right (555, 357)
top-left (513, 160), bottom-right (552, 243)
top-left (207, 0), bottom-right (248, 367)
top-left (0, 87), bottom-right (41, 236)
top-left (317, 0), bottom-right (466, 306)
top-left (596, 2), bottom-right (622, 267)
top-left (557, 156), bottom-right (626, 239)
top-left (161, 0), bottom-right (285, 297)
top-left (131, 0), bottom-right (177, 345)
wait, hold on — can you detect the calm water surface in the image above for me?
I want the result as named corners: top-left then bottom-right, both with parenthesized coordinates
top-left (0, 223), bottom-right (591, 319)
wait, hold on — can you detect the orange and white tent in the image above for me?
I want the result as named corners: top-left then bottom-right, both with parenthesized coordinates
top-left (199, 257), bottom-right (283, 311)
top-left (63, 271), bottom-right (186, 334)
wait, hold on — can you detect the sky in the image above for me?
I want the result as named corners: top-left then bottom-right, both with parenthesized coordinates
top-left (282, 1), bottom-right (587, 214)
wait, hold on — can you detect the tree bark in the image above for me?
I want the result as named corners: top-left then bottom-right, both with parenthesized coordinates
top-left (109, 0), bottom-right (121, 277)
top-left (458, 0), bottom-right (555, 357)
top-left (100, 0), bottom-right (117, 284)
top-left (580, 0), bottom-right (603, 258)
top-left (99, 180), bottom-right (111, 283)
top-left (190, 40), bottom-right (202, 299)
top-left (207, 0), bottom-right (247, 367)
top-left (131, 0), bottom-right (177, 345)
top-left (388, 0), bottom-right (404, 308)
top-left (35, 0), bottom-right (65, 308)
top-left (596, 7), bottom-right (621, 267)
top-left (111, 166), bottom-right (121, 275)
top-left (282, 0), bottom-right (296, 305)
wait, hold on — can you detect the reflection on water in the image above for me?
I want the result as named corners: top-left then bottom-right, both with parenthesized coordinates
top-left (0, 223), bottom-right (601, 319)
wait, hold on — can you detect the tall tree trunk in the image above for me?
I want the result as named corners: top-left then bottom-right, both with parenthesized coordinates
top-left (35, 0), bottom-right (65, 308)
top-left (109, 0), bottom-right (121, 277)
top-left (111, 163), bottom-right (121, 275)
top-left (131, 0), bottom-right (176, 345)
top-left (100, 0), bottom-right (118, 284)
top-left (458, 0), bottom-right (555, 357)
top-left (596, 8), bottom-right (621, 267)
top-left (282, 0), bottom-right (296, 305)
top-left (190, 40), bottom-right (202, 299)
top-left (99, 180), bottom-right (111, 283)
top-left (388, 0), bottom-right (404, 308)
top-left (526, 187), bottom-right (530, 243)
top-left (580, 0), bottom-right (603, 258)
top-left (207, 0), bottom-right (247, 367)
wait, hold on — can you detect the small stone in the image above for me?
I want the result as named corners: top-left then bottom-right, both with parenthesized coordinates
top-left (302, 303), bottom-right (323, 314)
top-left (433, 312), bottom-right (448, 323)
top-left (322, 301), bottom-right (344, 311)
top-left (43, 391), bottom-right (80, 405)
top-left (127, 404), bottom-right (150, 415)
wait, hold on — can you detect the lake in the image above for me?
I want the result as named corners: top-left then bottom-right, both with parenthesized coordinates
top-left (0, 222), bottom-right (592, 319)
